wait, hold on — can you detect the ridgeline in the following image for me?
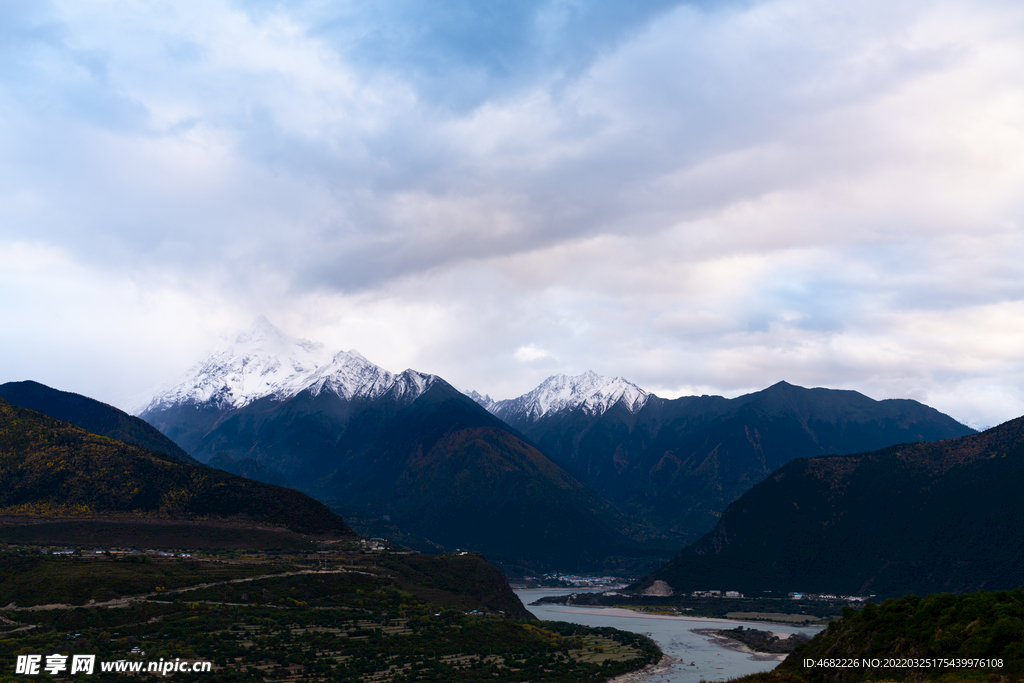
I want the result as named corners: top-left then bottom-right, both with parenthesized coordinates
top-left (0, 397), bottom-right (353, 537)
top-left (641, 416), bottom-right (1024, 598)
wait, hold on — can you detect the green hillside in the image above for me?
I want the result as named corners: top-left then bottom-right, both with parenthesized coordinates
top-left (0, 380), bottom-right (199, 464)
top-left (0, 398), bottom-right (353, 536)
top-left (0, 546), bottom-right (659, 682)
top-left (741, 590), bottom-right (1024, 683)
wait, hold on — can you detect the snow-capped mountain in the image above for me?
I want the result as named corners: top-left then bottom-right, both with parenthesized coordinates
top-left (481, 371), bottom-right (650, 423)
top-left (129, 319), bottom-right (636, 569)
top-left (463, 389), bottom-right (496, 412)
top-left (305, 352), bottom-right (435, 404)
top-left (135, 316), bottom-right (436, 415)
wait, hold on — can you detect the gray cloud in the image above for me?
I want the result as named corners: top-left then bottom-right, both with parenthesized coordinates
top-left (1, 0), bottom-right (1023, 428)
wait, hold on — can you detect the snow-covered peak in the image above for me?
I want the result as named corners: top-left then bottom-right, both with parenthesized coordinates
top-left (135, 317), bottom-right (436, 414)
top-left (463, 389), bottom-right (496, 411)
top-left (235, 315), bottom-right (279, 343)
top-left (489, 371), bottom-right (650, 422)
top-left (956, 418), bottom-right (992, 433)
top-left (391, 369), bottom-right (437, 401)
top-left (229, 316), bottom-right (328, 358)
top-left (306, 354), bottom-right (438, 404)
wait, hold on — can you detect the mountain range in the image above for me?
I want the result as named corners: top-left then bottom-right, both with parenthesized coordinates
top-left (642, 416), bottom-right (1024, 598)
top-left (471, 372), bottom-right (974, 544)
top-left (126, 317), bottom-right (976, 573)
top-left (135, 318), bottom-right (641, 571)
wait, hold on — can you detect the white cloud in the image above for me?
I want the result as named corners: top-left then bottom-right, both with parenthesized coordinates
top-left (514, 345), bottom-right (555, 362)
top-left (0, 0), bottom-right (1023, 426)
top-left (0, 241), bottom-right (235, 402)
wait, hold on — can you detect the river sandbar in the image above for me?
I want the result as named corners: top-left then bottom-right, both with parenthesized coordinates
top-left (545, 606), bottom-right (806, 628)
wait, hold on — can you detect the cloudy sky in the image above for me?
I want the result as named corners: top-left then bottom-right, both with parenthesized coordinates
top-left (2, 0), bottom-right (1023, 427)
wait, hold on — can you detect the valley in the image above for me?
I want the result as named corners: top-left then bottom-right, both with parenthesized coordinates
top-left (123, 317), bottom-right (977, 574)
top-left (8, 4), bottom-right (1022, 680)
top-left (0, 545), bottom-right (660, 682)
top-left (3, 317), bottom-right (1023, 680)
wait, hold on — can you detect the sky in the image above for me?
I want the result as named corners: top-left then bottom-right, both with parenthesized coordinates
top-left (2, 0), bottom-right (1023, 428)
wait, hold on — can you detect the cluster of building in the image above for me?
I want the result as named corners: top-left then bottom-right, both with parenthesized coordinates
top-left (788, 592), bottom-right (873, 601)
top-left (679, 589), bottom-right (874, 602)
top-left (690, 590), bottom-right (744, 598)
top-left (683, 587), bottom-right (875, 602)
top-left (535, 574), bottom-right (628, 588)
top-left (41, 547), bottom-right (193, 557)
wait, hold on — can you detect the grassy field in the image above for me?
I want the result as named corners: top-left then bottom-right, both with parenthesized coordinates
top-left (725, 612), bottom-right (825, 624)
top-left (0, 519), bottom-right (317, 550)
top-left (0, 544), bottom-right (660, 682)
top-left (0, 553), bottom-right (298, 607)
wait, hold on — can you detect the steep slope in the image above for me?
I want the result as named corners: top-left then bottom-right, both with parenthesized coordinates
top-left (207, 453), bottom-right (294, 488)
top-left (0, 398), bottom-right (353, 536)
top-left (484, 377), bottom-right (975, 543)
top-left (137, 319), bottom-right (643, 571)
top-left (643, 417), bottom-right (1024, 598)
top-left (182, 380), bottom-right (642, 570)
top-left (0, 380), bottom-right (198, 464)
top-left (746, 591), bottom-right (1024, 683)
top-left (319, 382), bottom-right (643, 569)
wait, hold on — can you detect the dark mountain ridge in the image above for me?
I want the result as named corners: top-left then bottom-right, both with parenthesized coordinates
top-left (207, 453), bottom-right (293, 487)
top-left (642, 415), bottom-right (1024, 598)
top-left (0, 380), bottom-right (199, 464)
top-left (0, 397), bottom-right (353, 536)
top-left (501, 380), bottom-right (975, 544)
top-left (144, 379), bottom-right (645, 571)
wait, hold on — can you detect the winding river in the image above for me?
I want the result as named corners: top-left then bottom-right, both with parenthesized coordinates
top-left (515, 589), bottom-right (823, 683)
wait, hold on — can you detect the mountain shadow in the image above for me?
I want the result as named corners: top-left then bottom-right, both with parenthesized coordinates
top-left (0, 397), bottom-right (353, 537)
top-left (640, 416), bottom-right (1024, 598)
top-left (144, 380), bottom-right (645, 572)
top-left (207, 453), bottom-right (293, 488)
top-left (0, 380), bottom-right (200, 464)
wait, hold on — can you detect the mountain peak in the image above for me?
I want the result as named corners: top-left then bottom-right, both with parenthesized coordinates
top-left (229, 316), bottom-right (325, 356)
top-left (464, 389), bottom-right (496, 411)
top-left (136, 320), bottom-right (435, 414)
top-left (236, 315), bottom-right (281, 342)
top-left (487, 371), bottom-right (650, 422)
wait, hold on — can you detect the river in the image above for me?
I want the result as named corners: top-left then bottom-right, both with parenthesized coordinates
top-left (514, 589), bottom-right (823, 683)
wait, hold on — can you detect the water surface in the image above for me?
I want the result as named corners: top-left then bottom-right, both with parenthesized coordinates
top-left (515, 589), bottom-right (822, 683)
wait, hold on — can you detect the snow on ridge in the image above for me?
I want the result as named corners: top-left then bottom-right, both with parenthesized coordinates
top-left (463, 389), bottom-right (496, 411)
top-left (136, 317), bottom-right (435, 415)
top-left (308, 353), bottom-right (437, 403)
top-left (391, 369), bottom-right (437, 400)
top-left (956, 418), bottom-right (992, 433)
top-left (307, 350), bottom-right (397, 401)
top-left (491, 371), bottom-right (650, 422)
